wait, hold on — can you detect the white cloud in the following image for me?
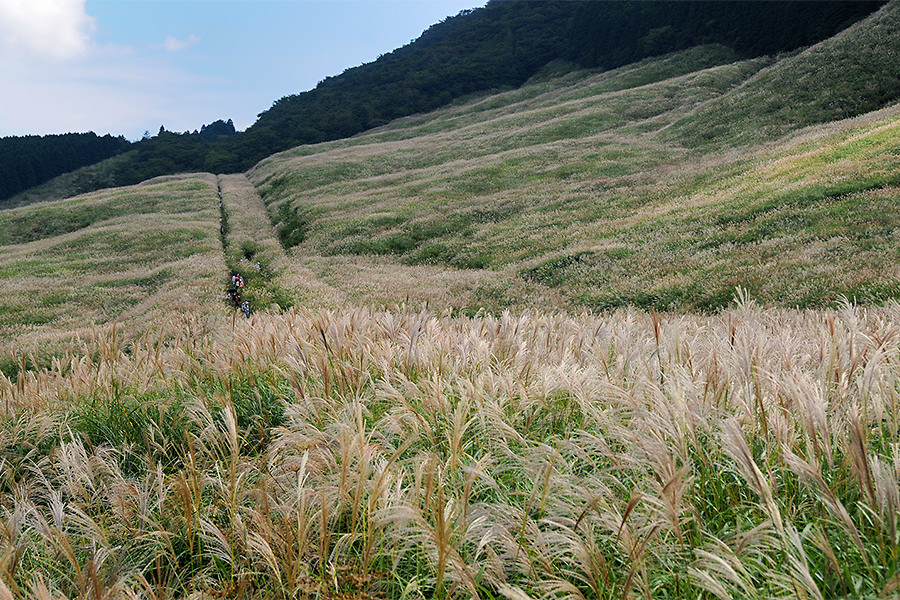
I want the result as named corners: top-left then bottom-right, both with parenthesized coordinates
top-left (0, 0), bottom-right (95, 61)
top-left (163, 34), bottom-right (200, 53)
top-left (0, 2), bottom-right (217, 139)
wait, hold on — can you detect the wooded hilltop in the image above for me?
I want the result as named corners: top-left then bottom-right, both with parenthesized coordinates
top-left (0, 0), bottom-right (887, 204)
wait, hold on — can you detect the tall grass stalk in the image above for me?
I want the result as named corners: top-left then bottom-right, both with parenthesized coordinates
top-left (1, 301), bottom-right (899, 598)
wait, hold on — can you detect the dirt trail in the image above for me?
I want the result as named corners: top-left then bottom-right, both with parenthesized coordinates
top-left (216, 173), bottom-right (345, 310)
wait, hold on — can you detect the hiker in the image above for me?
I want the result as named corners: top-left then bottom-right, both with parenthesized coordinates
top-left (241, 301), bottom-right (250, 318)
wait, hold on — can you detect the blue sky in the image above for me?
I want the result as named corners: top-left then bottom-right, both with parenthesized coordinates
top-left (0, 0), bottom-right (485, 140)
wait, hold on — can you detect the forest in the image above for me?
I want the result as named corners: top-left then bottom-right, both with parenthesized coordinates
top-left (0, 120), bottom-right (237, 204)
top-left (0, 0), bottom-right (887, 201)
top-left (0, 133), bottom-right (130, 202)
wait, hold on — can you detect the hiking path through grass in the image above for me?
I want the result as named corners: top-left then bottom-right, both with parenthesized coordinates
top-left (216, 173), bottom-right (344, 311)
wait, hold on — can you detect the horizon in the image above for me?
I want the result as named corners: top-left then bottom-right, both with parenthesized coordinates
top-left (0, 0), bottom-right (485, 141)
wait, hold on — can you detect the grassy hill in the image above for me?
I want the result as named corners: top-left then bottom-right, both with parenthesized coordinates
top-left (249, 41), bottom-right (900, 312)
top-left (1, 4), bottom-right (900, 599)
top-left (1, 1), bottom-right (885, 197)
top-left (0, 174), bottom-right (225, 375)
top-left (669, 0), bottom-right (900, 147)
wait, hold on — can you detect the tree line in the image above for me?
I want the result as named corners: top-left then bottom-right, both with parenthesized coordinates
top-left (0, 120), bottom-right (237, 204)
top-left (0, 133), bottom-right (131, 202)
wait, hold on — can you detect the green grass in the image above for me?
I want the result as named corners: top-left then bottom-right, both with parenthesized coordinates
top-left (0, 195), bottom-right (156, 246)
top-left (329, 208), bottom-right (524, 269)
top-left (668, 2), bottom-right (900, 149)
top-left (274, 202), bottom-right (312, 249)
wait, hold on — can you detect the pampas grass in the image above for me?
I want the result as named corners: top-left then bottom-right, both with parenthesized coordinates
top-left (0, 174), bottom-right (226, 376)
top-left (0, 299), bottom-right (898, 598)
top-left (247, 39), bottom-right (900, 313)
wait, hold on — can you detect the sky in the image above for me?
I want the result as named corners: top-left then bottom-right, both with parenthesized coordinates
top-left (0, 0), bottom-right (486, 140)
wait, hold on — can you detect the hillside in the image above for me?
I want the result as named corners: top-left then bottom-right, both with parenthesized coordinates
top-left (240, 0), bottom-right (886, 169)
top-left (0, 174), bottom-right (225, 374)
top-left (248, 42), bottom-right (900, 312)
top-left (0, 0), bottom-right (886, 202)
top-left (669, 0), bottom-right (900, 147)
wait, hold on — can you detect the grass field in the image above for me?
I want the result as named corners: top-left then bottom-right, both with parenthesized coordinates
top-left (2, 301), bottom-right (900, 599)
top-left (0, 174), bottom-right (225, 377)
top-left (248, 41), bottom-right (900, 313)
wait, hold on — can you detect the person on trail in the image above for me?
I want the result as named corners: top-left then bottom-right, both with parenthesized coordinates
top-left (226, 288), bottom-right (241, 307)
top-left (227, 274), bottom-right (245, 308)
top-left (241, 301), bottom-right (250, 318)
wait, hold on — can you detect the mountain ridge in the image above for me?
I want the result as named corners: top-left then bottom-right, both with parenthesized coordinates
top-left (0, 0), bottom-right (888, 205)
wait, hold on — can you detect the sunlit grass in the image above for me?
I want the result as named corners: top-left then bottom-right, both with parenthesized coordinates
top-left (2, 300), bottom-right (900, 599)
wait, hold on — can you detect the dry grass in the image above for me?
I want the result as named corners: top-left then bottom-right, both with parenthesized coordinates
top-left (298, 255), bottom-right (569, 315)
top-left (1, 299), bottom-right (899, 598)
top-left (0, 174), bottom-right (226, 373)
